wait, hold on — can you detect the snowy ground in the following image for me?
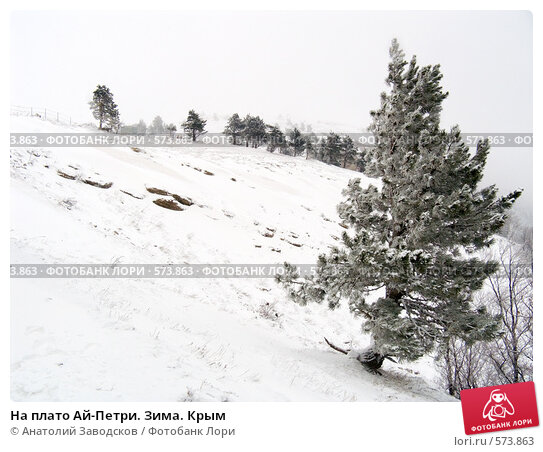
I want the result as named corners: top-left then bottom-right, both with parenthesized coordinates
top-left (10, 115), bottom-right (454, 402)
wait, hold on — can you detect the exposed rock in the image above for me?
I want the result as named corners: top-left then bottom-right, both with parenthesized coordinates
top-left (82, 179), bottom-right (113, 189)
top-left (59, 198), bottom-right (77, 210)
top-left (120, 190), bottom-right (144, 199)
top-left (172, 194), bottom-right (193, 206)
top-left (153, 198), bottom-right (184, 211)
top-left (146, 187), bottom-right (171, 196)
top-left (57, 170), bottom-right (76, 180)
top-left (281, 238), bottom-right (302, 247)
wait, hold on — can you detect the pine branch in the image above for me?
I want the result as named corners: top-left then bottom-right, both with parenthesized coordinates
top-left (323, 337), bottom-right (349, 355)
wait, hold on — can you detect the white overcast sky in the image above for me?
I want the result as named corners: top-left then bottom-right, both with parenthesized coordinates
top-left (10, 10), bottom-right (532, 219)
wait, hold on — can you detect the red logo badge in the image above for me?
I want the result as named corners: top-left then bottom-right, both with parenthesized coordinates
top-left (460, 382), bottom-right (539, 435)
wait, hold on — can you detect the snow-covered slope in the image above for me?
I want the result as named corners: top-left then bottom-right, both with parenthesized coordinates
top-left (10, 116), bottom-right (453, 402)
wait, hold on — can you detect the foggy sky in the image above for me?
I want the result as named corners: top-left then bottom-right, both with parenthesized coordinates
top-left (10, 10), bottom-right (533, 220)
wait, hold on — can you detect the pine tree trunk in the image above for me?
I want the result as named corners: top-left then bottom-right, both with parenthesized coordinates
top-left (324, 338), bottom-right (387, 371)
top-left (358, 348), bottom-right (386, 370)
top-left (351, 285), bottom-right (404, 371)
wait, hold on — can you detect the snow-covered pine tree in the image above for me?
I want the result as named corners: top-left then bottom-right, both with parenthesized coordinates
top-left (89, 85), bottom-right (119, 130)
top-left (182, 110), bottom-right (207, 142)
top-left (149, 116), bottom-right (165, 134)
top-left (340, 135), bottom-right (357, 168)
top-left (105, 101), bottom-right (121, 133)
top-left (277, 39), bottom-right (522, 370)
top-left (266, 125), bottom-right (287, 153)
top-left (287, 128), bottom-right (306, 156)
top-left (224, 113), bottom-right (244, 145)
top-left (241, 115), bottom-right (267, 148)
top-left (305, 132), bottom-right (317, 160)
top-left (136, 119), bottom-right (147, 135)
top-left (166, 123), bottom-right (177, 136)
top-left (355, 147), bottom-right (367, 173)
top-left (318, 132), bottom-right (343, 166)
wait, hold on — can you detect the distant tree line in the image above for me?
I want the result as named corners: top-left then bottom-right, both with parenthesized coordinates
top-left (224, 113), bottom-right (366, 172)
top-left (89, 86), bottom-right (207, 142)
top-left (119, 110), bottom-right (206, 142)
top-left (88, 85), bottom-right (365, 172)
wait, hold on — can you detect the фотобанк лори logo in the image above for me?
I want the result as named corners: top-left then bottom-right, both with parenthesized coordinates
top-left (460, 382), bottom-right (539, 435)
